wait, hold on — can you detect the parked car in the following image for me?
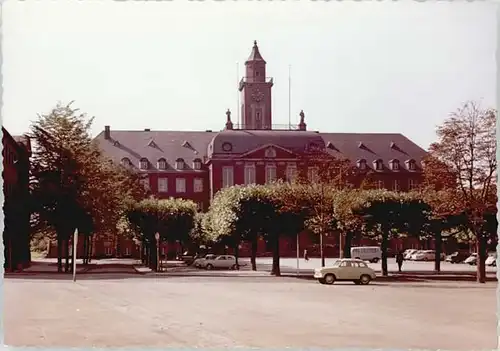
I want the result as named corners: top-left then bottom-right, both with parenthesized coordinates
top-left (350, 246), bottom-right (381, 263)
top-left (445, 251), bottom-right (469, 264)
top-left (464, 253), bottom-right (478, 265)
top-left (485, 252), bottom-right (497, 266)
top-left (200, 255), bottom-right (239, 270)
top-left (403, 249), bottom-right (418, 260)
top-left (193, 254), bottom-right (217, 268)
top-left (411, 250), bottom-right (436, 261)
top-left (314, 258), bottom-right (377, 285)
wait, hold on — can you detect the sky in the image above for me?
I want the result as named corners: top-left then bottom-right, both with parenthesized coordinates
top-left (2, 1), bottom-right (497, 149)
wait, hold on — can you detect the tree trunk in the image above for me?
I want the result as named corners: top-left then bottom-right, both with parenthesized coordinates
top-left (88, 236), bottom-right (93, 263)
top-left (251, 235), bottom-right (258, 271)
top-left (434, 231), bottom-right (442, 272)
top-left (57, 236), bottom-right (63, 273)
top-left (320, 231), bottom-right (325, 267)
top-left (234, 241), bottom-right (240, 270)
top-left (150, 240), bottom-right (158, 272)
top-left (64, 239), bottom-right (70, 273)
top-left (343, 231), bottom-right (353, 259)
top-left (271, 234), bottom-right (281, 276)
top-left (381, 232), bottom-right (389, 276)
top-left (476, 234), bottom-right (487, 283)
top-left (83, 235), bottom-right (88, 265)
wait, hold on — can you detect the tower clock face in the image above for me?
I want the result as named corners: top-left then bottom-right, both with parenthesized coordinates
top-left (252, 88), bottom-right (265, 102)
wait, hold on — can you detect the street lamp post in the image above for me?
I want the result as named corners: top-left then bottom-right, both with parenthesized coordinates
top-left (154, 232), bottom-right (160, 272)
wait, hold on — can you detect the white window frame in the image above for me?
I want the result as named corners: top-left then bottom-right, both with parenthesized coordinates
top-left (265, 163), bottom-right (277, 184)
top-left (285, 163), bottom-right (297, 182)
top-left (175, 159), bottom-right (184, 170)
top-left (157, 159), bottom-right (167, 170)
top-left (158, 177), bottom-right (168, 192)
top-left (176, 178), bottom-right (186, 193)
top-left (391, 160), bottom-right (400, 171)
top-left (408, 179), bottom-right (417, 190)
top-left (193, 178), bottom-right (203, 193)
top-left (104, 247), bottom-right (113, 256)
top-left (407, 160), bottom-right (416, 171)
top-left (393, 179), bottom-right (400, 191)
top-left (374, 160), bottom-right (383, 171)
top-left (244, 163), bottom-right (256, 185)
top-left (193, 160), bottom-right (202, 170)
top-left (222, 166), bottom-right (234, 188)
top-left (139, 159), bottom-right (149, 170)
top-left (121, 158), bottom-right (131, 167)
top-left (308, 167), bottom-right (319, 183)
top-left (376, 180), bottom-right (384, 189)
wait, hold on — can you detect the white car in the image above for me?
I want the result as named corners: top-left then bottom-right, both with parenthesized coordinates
top-left (411, 250), bottom-right (436, 261)
top-left (193, 254), bottom-right (217, 268)
top-left (403, 249), bottom-right (418, 260)
top-left (201, 255), bottom-right (239, 270)
top-left (485, 253), bottom-right (497, 267)
top-left (464, 253), bottom-right (478, 265)
top-left (314, 258), bottom-right (377, 285)
top-left (350, 246), bottom-right (381, 263)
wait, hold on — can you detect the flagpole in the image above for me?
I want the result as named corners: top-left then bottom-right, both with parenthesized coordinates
top-left (73, 229), bottom-right (78, 282)
top-left (236, 62), bottom-right (240, 127)
top-left (288, 64), bottom-right (292, 130)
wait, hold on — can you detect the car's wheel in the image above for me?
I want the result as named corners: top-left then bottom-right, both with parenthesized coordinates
top-left (371, 258), bottom-right (379, 263)
top-left (492, 261), bottom-right (496, 267)
top-left (206, 264), bottom-right (214, 270)
top-left (318, 278), bottom-right (326, 284)
top-left (359, 274), bottom-right (371, 285)
top-left (353, 280), bottom-right (361, 285)
top-left (355, 257), bottom-right (361, 260)
top-left (324, 274), bottom-right (336, 285)
top-left (231, 264), bottom-right (238, 270)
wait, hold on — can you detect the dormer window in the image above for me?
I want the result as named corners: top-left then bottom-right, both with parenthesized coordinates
top-left (356, 159), bottom-right (367, 171)
top-left (193, 158), bottom-right (202, 170)
top-left (389, 159), bottom-right (400, 171)
top-left (373, 159), bottom-right (383, 171)
top-left (139, 158), bottom-right (149, 170)
top-left (175, 158), bottom-right (185, 170)
top-left (406, 159), bottom-right (417, 171)
top-left (157, 158), bottom-right (167, 170)
top-left (121, 157), bottom-right (131, 167)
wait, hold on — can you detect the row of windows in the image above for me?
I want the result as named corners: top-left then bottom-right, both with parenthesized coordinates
top-left (141, 177), bottom-right (204, 194)
top-left (358, 159), bottom-right (417, 171)
top-left (3, 147), bottom-right (17, 166)
top-left (221, 164), bottom-right (419, 190)
top-left (122, 157), bottom-right (203, 171)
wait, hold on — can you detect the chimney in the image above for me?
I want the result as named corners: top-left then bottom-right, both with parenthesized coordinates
top-left (104, 125), bottom-right (111, 140)
top-left (144, 128), bottom-right (151, 132)
top-left (298, 110), bottom-right (307, 131)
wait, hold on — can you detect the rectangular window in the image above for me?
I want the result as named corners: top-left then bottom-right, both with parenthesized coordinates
top-left (286, 163), bottom-right (297, 182)
top-left (222, 166), bottom-right (234, 188)
top-left (408, 179), bottom-right (417, 190)
top-left (176, 178), bottom-right (186, 193)
top-left (124, 247), bottom-right (130, 256)
top-left (265, 164), bottom-right (277, 184)
top-left (376, 180), bottom-right (384, 189)
top-left (244, 164), bottom-right (256, 185)
top-left (393, 180), bottom-right (400, 192)
top-left (194, 178), bottom-right (203, 193)
top-left (158, 178), bottom-right (168, 192)
top-left (307, 167), bottom-right (319, 183)
top-left (104, 247), bottom-right (112, 256)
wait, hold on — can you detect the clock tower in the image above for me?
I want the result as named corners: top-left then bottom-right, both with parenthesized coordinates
top-left (239, 41), bottom-right (274, 130)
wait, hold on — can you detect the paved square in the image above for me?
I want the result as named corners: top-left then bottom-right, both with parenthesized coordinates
top-left (4, 276), bottom-right (497, 350)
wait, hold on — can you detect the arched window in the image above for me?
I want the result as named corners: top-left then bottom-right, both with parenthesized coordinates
top-left (121, 157), bottom-right (132, 167)
top-left (193, 158), bottom-right (202, 170)
top-left (373, 159), bottom-right (383, 171)
top-left (157, 158), bottom-right (167, 170)
top-left (389, 159), bottom-right (400, 171)
top-left (356, 159), bottom-right (367, 171)
top-left (139, 158), bottom-right (149, 170)
top-left (175, 158), bottom-right (185, 170)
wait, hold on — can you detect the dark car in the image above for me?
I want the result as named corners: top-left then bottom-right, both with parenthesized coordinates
top-left (445, 251), bottom-right (468, 264)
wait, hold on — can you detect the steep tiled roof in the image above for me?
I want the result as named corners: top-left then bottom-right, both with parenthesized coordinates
top-left (95, 128), bottom-right (427, 173)
top-left (319, 132), bottom-right (427, 171)
top-left (94, 130), bottom-right (216, 171)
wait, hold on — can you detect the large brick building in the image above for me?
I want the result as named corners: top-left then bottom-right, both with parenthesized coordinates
top-left (93, 41), bottom-right (429, 258)
top-left (3, 127), bottom-right (32, 270)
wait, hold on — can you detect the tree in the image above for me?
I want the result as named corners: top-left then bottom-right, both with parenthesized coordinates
top-left (125, 198), bottom-right (198, 271)
top-left (29, 102), bottom-right (146, 272)
top-left (425, 101), bottom-right (497, 283)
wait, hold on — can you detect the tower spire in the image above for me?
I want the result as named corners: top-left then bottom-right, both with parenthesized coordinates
top-left (225, 109), bottom-right (234, 130)
top-left (246, 40), bottom-right (266, 63)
